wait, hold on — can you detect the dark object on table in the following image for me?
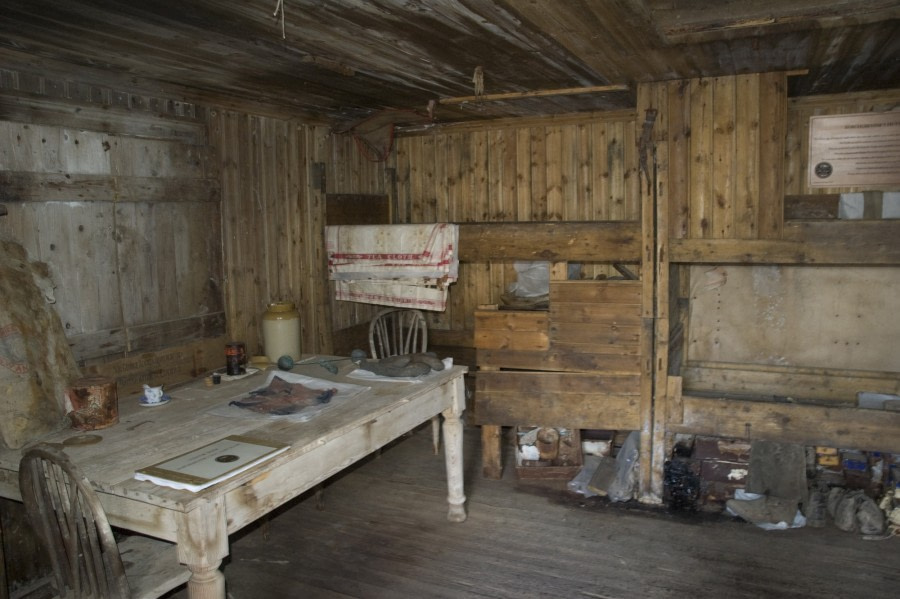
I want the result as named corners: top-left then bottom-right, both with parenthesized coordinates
top-left (356, 352), bottom-right (444, 377)
top-left (277, 355), bottom-right (295, 370)
top-left (230, 375), bottom-right (337, 415)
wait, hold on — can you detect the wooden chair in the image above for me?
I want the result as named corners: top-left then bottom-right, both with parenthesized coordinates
top-left (18, 444), bottom-right (191, 599)
top-left (369, 308), bottom-right (441, 454)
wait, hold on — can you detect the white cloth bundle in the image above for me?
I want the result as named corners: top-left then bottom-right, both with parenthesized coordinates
top-left (326, 223), bottom-right (459, 311)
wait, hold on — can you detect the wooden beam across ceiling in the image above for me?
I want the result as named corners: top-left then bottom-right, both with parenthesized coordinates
top-left (438, 83), bottom-right (630, 105)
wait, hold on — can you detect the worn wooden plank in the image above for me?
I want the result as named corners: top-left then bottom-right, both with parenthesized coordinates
top-left (550, 279), bottom-right (642, 304)
top-left (674, 395), bottom-right (900, 453)
top-left (471, 130), bottom-right (489, 223)
top-left (458, 222), bottom-right (641, 262)
top-left (434, 132), bottom-right (450, 224)
top-left (682, 362), bottom-right (900, 402)
top-left (309, 124), bottom-right (333, 353)
top-left (549, 302), bottom-right (642, 325)
top-left (608, 120), bottom-right (627, 222)
top-left (711, 76), bottom-right (735, 239)
top-left (688, 78), bottom-right (713, 239)
top-left (475, 373), bottom-right (641, 428)
top-left (757, 72), bottom-right (787, 239)
top-left (590, 120), bottom-right (610, 221)
top-left (544, 125), bottom-right (563, 221)
top-left (530, 126), bottom-right (548, 221)
top-left (669, 235), bottom-right (900, 265)
top-left (480, 424), bottom-right (503, 479)
top-left (0, 94), bottom-right (206, 143)
top-left (514, 128), bottom-right (532, 222)
top-left (473, 313), bottom-right (549, 351)
top-left (667, 80), bottom-right (691, 240)
top-left (733, 74), bottom-right (760, 239)
top-left (476, 348), bottom-right (642, 374)
top-left (477, 371), bottom-right (641, 395)
top-left (549, 322), bottom-right (641, 346)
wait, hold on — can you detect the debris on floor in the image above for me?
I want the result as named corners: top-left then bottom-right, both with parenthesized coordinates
top-left (657, 434), bottom-right (900, 537)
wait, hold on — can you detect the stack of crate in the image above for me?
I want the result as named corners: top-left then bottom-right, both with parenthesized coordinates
top-left (474, 280), bottom-right (644, 479)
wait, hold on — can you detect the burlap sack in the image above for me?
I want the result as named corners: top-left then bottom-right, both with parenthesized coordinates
top-left (0, 240), bottom-right (79, 448)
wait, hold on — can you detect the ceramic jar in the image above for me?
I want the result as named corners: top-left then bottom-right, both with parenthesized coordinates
top-left (262, 302), bottom-right (301, 363)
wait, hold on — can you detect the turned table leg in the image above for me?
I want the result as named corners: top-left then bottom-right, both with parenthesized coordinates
top-left (186, 562), bottom-right (226, 599)
top-left (442, 374), bottom-right (467, 522)
top-left (442, 407), bottom-right (467, 522)
top-left (177, 498), bottom-right (229, 599)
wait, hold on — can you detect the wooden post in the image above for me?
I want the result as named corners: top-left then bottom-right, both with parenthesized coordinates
top-left (481, 424), bottom-right (503, 479)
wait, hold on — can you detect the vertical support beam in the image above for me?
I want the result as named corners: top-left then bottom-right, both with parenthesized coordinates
top-left (637, 83), bottom-right (660, 503)
top-left (480, 424), bottom-right (503, 479)
top-left (651, 83), bottom-right (671, 502)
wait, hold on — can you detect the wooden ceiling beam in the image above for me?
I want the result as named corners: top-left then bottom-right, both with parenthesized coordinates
top-left (439, 84), bottom-right (630, 105)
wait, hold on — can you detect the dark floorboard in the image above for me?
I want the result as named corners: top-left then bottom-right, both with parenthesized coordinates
top-left (169, 426), bottom-right (900, 599)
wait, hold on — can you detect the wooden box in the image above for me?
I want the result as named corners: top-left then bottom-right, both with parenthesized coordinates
top-left (515, 427), bottom-right (583, 480)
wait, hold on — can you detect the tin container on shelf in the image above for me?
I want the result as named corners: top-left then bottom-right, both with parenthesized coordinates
top-left (262, 301), bottom-right (301, 363)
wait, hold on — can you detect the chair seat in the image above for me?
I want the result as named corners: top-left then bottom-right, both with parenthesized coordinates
top-left (117, 535), bottom-right (191, 599)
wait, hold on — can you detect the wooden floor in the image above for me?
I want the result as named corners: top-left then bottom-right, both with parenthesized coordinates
top-left (168, 425), bottom-right (900, 599)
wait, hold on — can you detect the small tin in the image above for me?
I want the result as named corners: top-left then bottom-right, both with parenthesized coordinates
top-left (225, 342), bottom-right (246, 376)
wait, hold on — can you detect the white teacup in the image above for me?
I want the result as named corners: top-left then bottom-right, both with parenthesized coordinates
top-left (142, 384), bottom-right (165, 404)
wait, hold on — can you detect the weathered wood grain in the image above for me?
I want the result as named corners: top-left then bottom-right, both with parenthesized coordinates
top-left (673, 395), bottom-right (900, 453)
top-left (475, 372), bottom-right (641, 429)
top-left (458, 222), bottom-right (641, 262)
top-left (682, 361), bottom-right (900, 403)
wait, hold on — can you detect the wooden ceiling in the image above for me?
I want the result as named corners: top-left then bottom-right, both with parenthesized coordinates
top-left (1, 0), bottom-right (898, 126)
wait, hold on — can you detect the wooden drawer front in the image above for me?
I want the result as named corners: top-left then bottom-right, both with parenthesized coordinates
top-left (474, 309), bottom-right (549, 351)
top-left (474, 371), bottom-right (641, 429)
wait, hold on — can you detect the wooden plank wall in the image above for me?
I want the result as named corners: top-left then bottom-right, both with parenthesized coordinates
top-left (208, 118), bottom-right (390, 358)
top-left (392, 111), bottom-right (639, 336)
top-left (649, 73), bottom-right (788, 242)
top-left (0, 67), bottom-right (224, 370)
top-left (639, 78), bottom-right (900, 500)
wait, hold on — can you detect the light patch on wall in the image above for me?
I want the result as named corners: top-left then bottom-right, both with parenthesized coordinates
top-left (688, 265), bottom-right (900, 372)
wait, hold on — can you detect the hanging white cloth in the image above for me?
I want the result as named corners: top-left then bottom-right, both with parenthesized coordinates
top-left (325, 223), bottom-right (459, 311)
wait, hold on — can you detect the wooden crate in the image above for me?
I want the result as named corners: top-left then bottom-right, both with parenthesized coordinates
top-left (515, 427), bottom-right (583, 480)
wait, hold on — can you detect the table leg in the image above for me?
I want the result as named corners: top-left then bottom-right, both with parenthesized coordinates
top-left (442, 406), bottom-right (467, 522)
top-left (186, 563), bottom-right (226, 599)
top-left (176, 498), bottom-right (229, 599)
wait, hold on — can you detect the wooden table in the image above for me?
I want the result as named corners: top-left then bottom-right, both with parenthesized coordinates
top-left (0, 359), bottom-right (468, 599)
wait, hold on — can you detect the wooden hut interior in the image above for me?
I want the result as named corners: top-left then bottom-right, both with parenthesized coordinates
top-left (1, 1), bottom-right (899, 597)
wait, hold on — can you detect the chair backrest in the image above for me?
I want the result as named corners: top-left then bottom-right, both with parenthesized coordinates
top-left (19, 444), bottom-right (132, 599)
top-left (369, 308), bottom-right (428, 358)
